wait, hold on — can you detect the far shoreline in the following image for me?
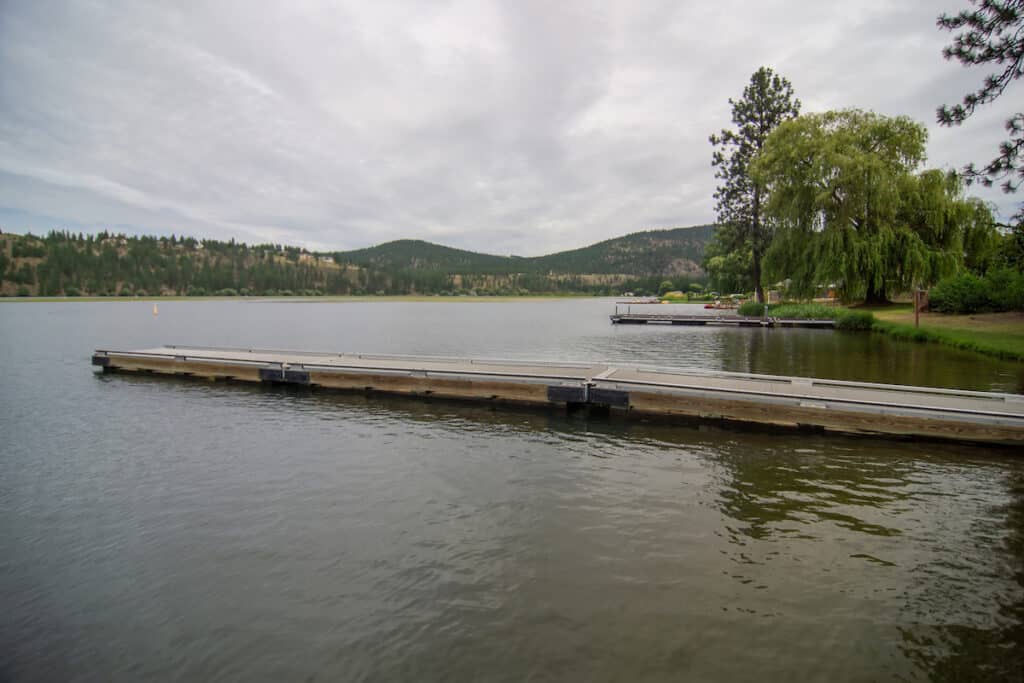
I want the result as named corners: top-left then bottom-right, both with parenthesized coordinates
top-left (0, 294), bottom-right (615, 303)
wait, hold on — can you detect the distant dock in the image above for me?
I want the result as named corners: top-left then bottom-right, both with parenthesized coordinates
top-left (92, 345), bottom-right (1024, 445)
top-left (609, 312), bottom-right (835, 327)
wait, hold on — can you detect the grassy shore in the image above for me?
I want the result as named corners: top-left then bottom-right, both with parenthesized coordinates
top-left (736, 301), bottom-right (875, 330)
top-left (866, 304), bottom-right (1024, 361)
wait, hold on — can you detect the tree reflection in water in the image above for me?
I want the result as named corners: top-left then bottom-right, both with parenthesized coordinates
top-left (897, 472), bottom-right (1024, 681)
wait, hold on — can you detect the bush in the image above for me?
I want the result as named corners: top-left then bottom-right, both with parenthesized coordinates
top-left (215, 288), bottom-right (238, 296)
top-left (984, 267), bottom-right (1024, 311)
top-left (929, 273), bottom-right (989, 313)
top-left (928, 269), bottom-right (1024, 314)
top-left (64, 286), bottom-right (81, 297)
top-left (736, 301), bottom-right (874, 330)
top-left (187, 286), bottom-right (207, 296)
top-left (833, 309), bottom-right (874, 330)
top-left (770, 303), bottom-right (838, 319)
top-left (738, 301), bottom-right (767, 316)
top-left (16, 286), bottom-right (30, 297)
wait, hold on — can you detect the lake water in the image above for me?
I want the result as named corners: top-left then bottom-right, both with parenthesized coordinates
top-left (2, 299), bottom-right (1022, 681)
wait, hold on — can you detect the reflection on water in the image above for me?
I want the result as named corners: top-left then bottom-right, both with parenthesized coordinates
top-left (896, 472), bottom-right (1024, 681)
top-left (1, 301), bottom-right (1023, 681)
top-left (710, 325), bottom-right (1024, 393)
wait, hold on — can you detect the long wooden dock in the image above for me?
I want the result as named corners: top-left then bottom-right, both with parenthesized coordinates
top-left (91, 345), bottom-right (1024, 445)
top-left (609, 313), bottom-right (836, 327)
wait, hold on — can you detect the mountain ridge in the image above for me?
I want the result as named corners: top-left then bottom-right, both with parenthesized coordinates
top-left (0, 223), bottom-right (716, 296)
top-left (333, 224), bottom-right (716, 277)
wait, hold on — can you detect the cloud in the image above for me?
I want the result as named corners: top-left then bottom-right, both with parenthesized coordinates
top-left (0, 0), bottom-right (1018, 255)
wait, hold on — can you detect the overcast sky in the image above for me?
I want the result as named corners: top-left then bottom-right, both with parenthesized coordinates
top-left (0, 1), bottom-right (1018, 256)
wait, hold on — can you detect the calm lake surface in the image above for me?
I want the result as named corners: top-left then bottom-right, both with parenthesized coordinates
top-left (2, 299), bottom-right (1023, 681)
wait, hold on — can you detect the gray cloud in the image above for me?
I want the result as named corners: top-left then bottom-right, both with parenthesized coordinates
top-left (0, 0), bottom-right (1018, 255)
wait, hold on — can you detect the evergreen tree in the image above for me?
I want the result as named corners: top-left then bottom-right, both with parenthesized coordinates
top-left (937, 0), bottom-right (1023, 264)
top-left (709, 67), bottom-right (801, 302)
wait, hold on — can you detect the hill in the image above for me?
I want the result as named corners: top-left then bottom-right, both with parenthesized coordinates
top-left (0, 224), bottom-right (715, 297)
top-left (335, 239), bottom-right (516, 274)
top-left (332, 225), bottom-right (715, 278)
top-left (529, 225), bottom-right (714, 276)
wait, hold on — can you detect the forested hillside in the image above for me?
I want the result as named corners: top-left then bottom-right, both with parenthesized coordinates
top-left (0, 225), bottom-right (713, 297)
top-left (530, 225), bottom-right (713, 275)
top-left (334, 226), bottom-right (713, 277)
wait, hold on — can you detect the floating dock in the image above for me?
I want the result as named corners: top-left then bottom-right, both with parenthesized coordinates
top-left (609, 313), bottom-right (835, 327)
top-left (91, 345), bottom-right (1024, 445)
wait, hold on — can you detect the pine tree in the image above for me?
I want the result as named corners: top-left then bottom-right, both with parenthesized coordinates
top-left (709, 67), bottom-right (801, 302)
top-left (937, 0), bottom-right (1023, 265)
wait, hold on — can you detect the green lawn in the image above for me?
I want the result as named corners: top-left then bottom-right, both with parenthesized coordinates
top-left (866, 304), bottom-right (1024, 361)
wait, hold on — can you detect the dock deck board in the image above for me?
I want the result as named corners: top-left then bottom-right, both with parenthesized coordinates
top-left (609, 313), bottom-right (835, 327)
top-left (92, 345), bottom-right (1024, 445)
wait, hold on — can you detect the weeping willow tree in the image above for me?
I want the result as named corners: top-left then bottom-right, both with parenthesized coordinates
top-left (753, 109), bottom-right (996, 303)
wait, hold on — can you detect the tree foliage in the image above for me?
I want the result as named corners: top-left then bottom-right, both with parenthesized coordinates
top-left (708, 67), bottom-right (801, 301)
top-left (703, 237), bottom-right (751, 294)
top-left (0, 227), bottom-right (716, 297)
top-left (937, 0), bottom-right (1023, 246)
top-left (339, 226), bottom-right (715, 277)
top-left (937, 0), bottom-right (1023, 191)
top-left (754, 109), bottom-right (998, 302)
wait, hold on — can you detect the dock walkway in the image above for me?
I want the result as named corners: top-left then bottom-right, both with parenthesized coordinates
top-left (609, 313), bottom-right (835, 327)
top-left (92, 345), bottom-right (1024, 445)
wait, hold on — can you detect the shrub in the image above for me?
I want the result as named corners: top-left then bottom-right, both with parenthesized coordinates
top-left (984, 267), bottom-right (1024, 311)
top-left (929, 273), bottom-right (989, 313)
top-left (16, 286), bottom-right (30, 297)
top-left (187, 286), bottom-right (207, 296)
top-left (64, 286), bottom-right (81, 297)
top-left (770, 303), bottom-right (838, 319)
top-left (215, 288), bottom-right (238, 296)
top-left (834, 309), bottom-right (874, 330)
top-left (738, 301), bottom-right (766, 316)
top-left (927, 269), bottom-right (1024, 314)
top-left (735, 301), bottom-right (874, 330)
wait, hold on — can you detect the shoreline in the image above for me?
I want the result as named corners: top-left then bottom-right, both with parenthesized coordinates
top-left (866, 306), bottom-right (1024, 362)
top-left (6, 295), bottom-right (1022, 362)
top-left (0, 294), bottom-right (599, 303)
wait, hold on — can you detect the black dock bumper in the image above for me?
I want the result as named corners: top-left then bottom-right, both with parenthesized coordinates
top-left (589, 387), bottom-right (630, 407)
top-left (548, 385), bottom-right (587, 403)
top-left (259, 367), bottom-right (311, 385)
top-left (548, 384), bottom-right (630, 408)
